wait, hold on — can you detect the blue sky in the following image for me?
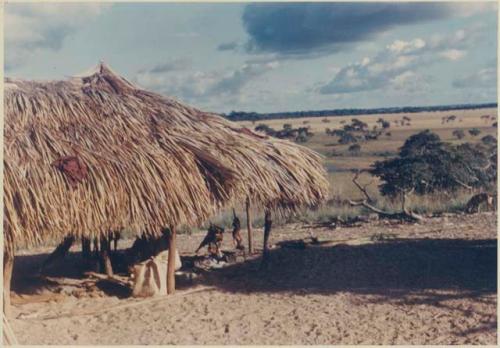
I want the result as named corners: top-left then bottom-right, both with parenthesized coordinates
top-left (5, 2), bottom-right (498, 113)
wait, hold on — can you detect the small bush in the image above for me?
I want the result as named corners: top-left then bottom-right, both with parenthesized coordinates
top-left (452, 129), bottom-right (465, 140)
top-left (339, 132), bottom-right (357, 145)
top-left (481, 135), bottom-right (497, 146)
top-left (468, 128), bottom-right (481, 137)
top-left (348, 143), bottom-right (361, 155)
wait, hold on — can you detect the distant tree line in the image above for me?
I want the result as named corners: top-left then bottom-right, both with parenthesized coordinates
top-left (223, 103), bottom-right (497, 122)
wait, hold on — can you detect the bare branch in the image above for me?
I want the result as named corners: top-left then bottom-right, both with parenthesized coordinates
top-left (452, 177), bottom-right (473, 190)
top-left (348, 199), bottom-right (424, 222)
top-left (352, 170), bottom-right (374, 203)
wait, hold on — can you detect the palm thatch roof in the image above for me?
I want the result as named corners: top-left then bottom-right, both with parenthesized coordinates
top-left (78, 66), bottom-right (329, 211)
top-left (4, 65), bottom-right (240, 250)
top-left (4, 63), bottom-right (328, 251)
top-left (132, 95), bottom-right (329, 213)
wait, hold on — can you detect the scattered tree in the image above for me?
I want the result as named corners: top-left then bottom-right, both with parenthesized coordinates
top-left (255, 124), bottom-right (275, 136)
top-left (468, 128), bottom-right (481, 137)
top-left (339, 132), bottom-right (357, 145)
top-left (377, 118), bottom-right (391, 129)
top-left (350, 118), bottom-right (369, 132)
top-left (370, 130), bottom-right (496, 198)
top-left (452, 129), bottom-right (466, 140)
top-left (348, 143), bottom-right (361, 156)
top-left (256, 123), bottom-right (313, 143)
top-left (480, 115), bottom-right (490, 122)
top-left (481, 135), bottom-right (497, 146)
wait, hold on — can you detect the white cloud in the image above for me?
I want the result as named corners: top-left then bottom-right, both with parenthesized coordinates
top-left (439, 49), bottom-right (466, 61)
top-left (387, 38), bottom-right (426, 54)
top-left (319, 28), bottom-right (478, 95)
top-left (451, 2), bottom-right (498, 17)
top-left (5, 3), bottom-right (111, 70)
top-left (134, 61), bottom-right (280, 103)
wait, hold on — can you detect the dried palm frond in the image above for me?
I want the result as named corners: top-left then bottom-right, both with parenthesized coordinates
top-left (4, 63), bottom-right (328, 251)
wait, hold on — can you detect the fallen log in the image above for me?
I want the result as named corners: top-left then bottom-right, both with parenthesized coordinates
top-left (348, 199), bottom-right (424, 222)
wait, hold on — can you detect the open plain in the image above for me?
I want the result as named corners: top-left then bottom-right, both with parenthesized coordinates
top-left (9, 212), bottom-right (497, 345)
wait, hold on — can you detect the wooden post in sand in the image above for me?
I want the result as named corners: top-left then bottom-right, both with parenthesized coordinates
top-left (81, 236), bottom-right (92, 260)
top-left (261, 208), bottom-right (272, 269)
top-left (3, 247), bottom-right (14, 318)
top-left (100, 235), bottom-right (114, 277)
top-left (167, 226), bottom-right (177, 294)
top-left (246, 196), bottom-right (253, 254)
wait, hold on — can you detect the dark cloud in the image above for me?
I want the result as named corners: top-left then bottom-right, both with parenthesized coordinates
top-left (217, 41), bottom-right (239, 51)
top-left (242, 3), bottom-right (460, 56)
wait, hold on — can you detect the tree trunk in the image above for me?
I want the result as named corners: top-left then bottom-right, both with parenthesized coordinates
top-left (3, 247), bottom-right (14, 318)
top-left (401, 191), bottom-right (406, 212)
top-left (246, 197), bottom-right (254, 254)
top-left (261, 208), bottom-right (272, 269)
top-left (40, 235), bottom-right (75, 274)
top-left (167, 227), bottom-right (177, 295)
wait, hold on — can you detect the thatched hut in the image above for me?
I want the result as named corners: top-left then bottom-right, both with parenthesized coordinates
top-left (4, 64), bottom-right (242, 314)
top-left (4, 63), bottom-right (328, 313)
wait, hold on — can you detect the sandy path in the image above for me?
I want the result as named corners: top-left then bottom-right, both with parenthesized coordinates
top-left (8, 212), bottom-right (497, 345)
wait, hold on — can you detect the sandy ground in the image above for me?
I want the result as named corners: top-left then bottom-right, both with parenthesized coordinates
top-left (8, 212), bottom-right (497, 345)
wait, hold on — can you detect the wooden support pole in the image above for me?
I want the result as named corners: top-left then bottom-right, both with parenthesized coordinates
top-left (81, 236), bottom-right (92, 260)
top-left (261, 208), bottom-right (272, 269)
top-left (246, 197), bottom-right (253, 254)
top-left (3, 247), bottom-right (14, 318)
top-left (113, 237), bottom-right (118, 253)
top-left (167, 227), bottom-right (177, 295)
top-left (93, 237), bottom-right (99, 258)
top-left (100, 236), bottom-right (114, 277)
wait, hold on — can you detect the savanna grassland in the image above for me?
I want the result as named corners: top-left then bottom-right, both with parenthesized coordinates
top-left (237, 107), bottom-right (498, 217)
